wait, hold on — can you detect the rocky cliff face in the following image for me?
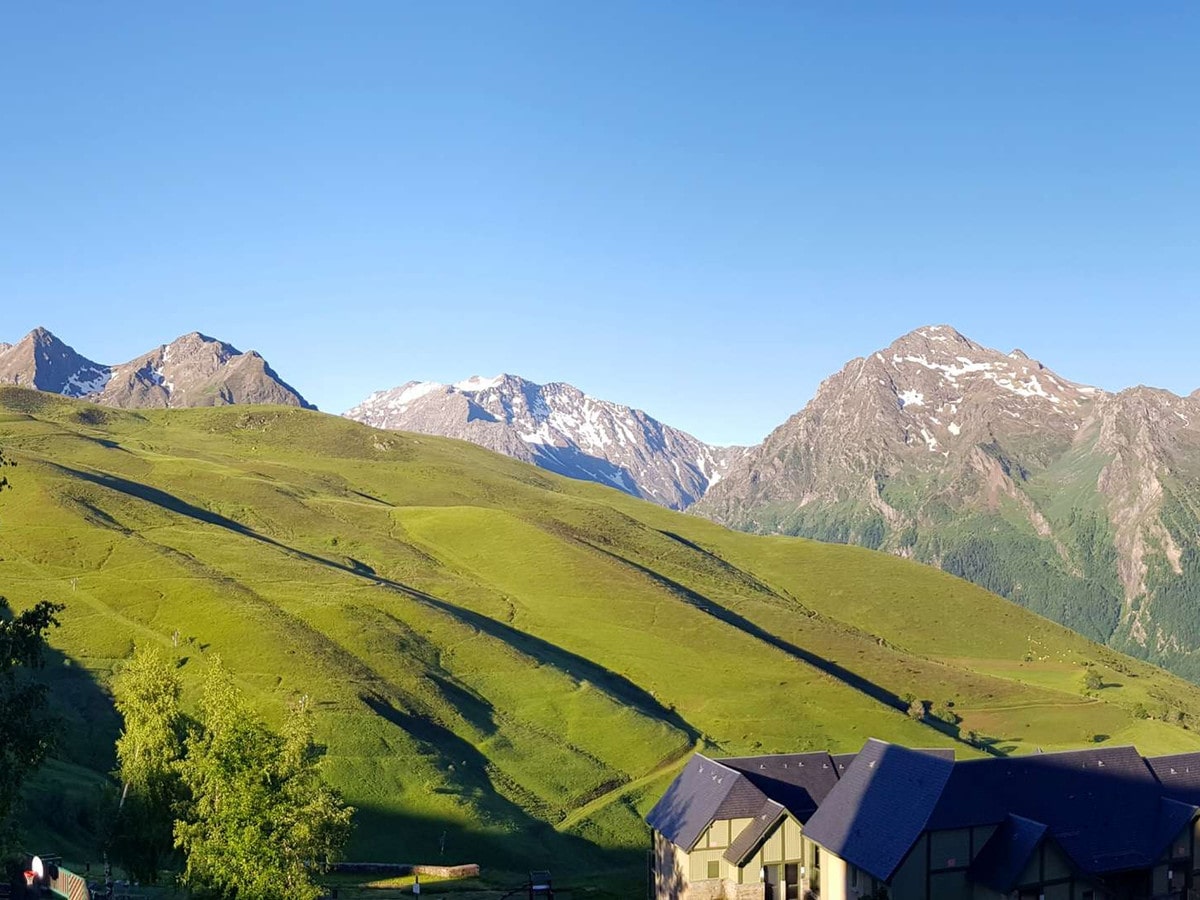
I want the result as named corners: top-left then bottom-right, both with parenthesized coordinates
top-left (0, 328), bottom-right (313, 410)
top-left (696, 325), bottom-right (1200, 679)
top-left (345, 374), bottom-right (745, 509)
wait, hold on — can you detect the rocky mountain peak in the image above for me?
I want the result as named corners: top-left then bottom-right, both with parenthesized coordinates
top-left (888, 324), bottom-right (982, 355)
top-left (0, 327), bottom-right (110, 395)
top-left (0, 328), bottom-right (312, 410)
top-left (697, 325), bottom-right (1112, 537)
top-left (346, 374), bottom-right (746, 510)
top-left (100, 332), bottom-right (311, 410)
top-left (694, 324), bottom-right (1200, 684)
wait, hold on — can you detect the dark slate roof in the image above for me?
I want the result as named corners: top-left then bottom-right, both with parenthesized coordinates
top-left (715, 773), bottom-right (777, 819)
top-left (719, 749), bottom-right (952, 823)
top-left (1146, 752), bottom-right (1200, 806)
top-left (831, 753), bottom-right (858, 775)
top-left (1154, 798), bottom-right (1199, 859)
top-left (802, 739), bottom-right (955, 882)
top-left (928, 746), bottom-right (1196, 875)
top-left (649, 741), bottom-right (1199, 884)
top-left (919, 748), bottom-right (957, 762)
top-left (721, 753), bottom-right (844, 822)
top-left (646, 755), bottom-right (769, 850)
top-left (724, 798), bottom-right (788, 865)
top-left (968, 814), bottom-right (1048, 892)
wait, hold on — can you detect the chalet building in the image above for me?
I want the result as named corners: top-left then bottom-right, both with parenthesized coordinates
top-left (647, 739), bottom-right (1200, 900)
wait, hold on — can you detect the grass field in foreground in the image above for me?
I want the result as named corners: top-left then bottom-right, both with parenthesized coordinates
top-left (2, 386), bottom-right (1200, 893)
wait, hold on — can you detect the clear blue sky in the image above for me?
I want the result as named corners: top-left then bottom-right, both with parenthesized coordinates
top-left (2, 3), bottom-right (1196, 446)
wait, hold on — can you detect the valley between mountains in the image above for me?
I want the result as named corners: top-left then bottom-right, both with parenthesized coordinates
top-left (4, 386), bottom-right (1200, 892)
top-left (6, 323), bottom-right (1200, 686)
top-left (342, 327), bottom-right (1200, 687)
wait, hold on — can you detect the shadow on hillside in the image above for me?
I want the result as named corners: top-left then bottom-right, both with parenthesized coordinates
top-left (12, 464), bottom-right (659, 881)
top-left (352, 695), bottom-right (650, 891)
top-left (52, 464), bottom-right (703, 744)
top-left (0, 600), bottom-right (120, 774)
top-left (2, 600), bottom-right (648, 880)
top-left (0, 599), bottom-right (121, 858)
top-left (583, 542), bottom-right (910, 715)
top-left (346, 798), bottom-right (647, 890)
top-left (402, 594), bottom-right (702, 743)
top-left (657, 530), bottom-right (784, 597)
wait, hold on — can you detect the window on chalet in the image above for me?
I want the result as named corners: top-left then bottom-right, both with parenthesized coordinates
top-left (707, 860), bottom-right (720, 879)
top-left (785, 863), bottom-right (800, 900)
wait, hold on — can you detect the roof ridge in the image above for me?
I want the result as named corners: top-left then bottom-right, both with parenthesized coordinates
top-left (704, 756), bottom-right (744, 777)
top-left (719, 751), bottom-right (833, 760)
top-left (1005, 812), bottom-right (1048, 828)
top-left (953, 744), bottom-right (1141, 766)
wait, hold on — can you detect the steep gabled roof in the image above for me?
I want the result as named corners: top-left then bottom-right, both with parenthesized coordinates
top-left (968, 814), bottom-right (1048, 892)
top-left (1153, 798), bottom-right (1199, 860)
top-left (724, 799), bottom-right (788, 865)
top-left (721, 752), bottom-right (844, 822)
top-left (803, 739), bottom-right (955, 882)
top-left (646, 755), bottom-right (770, 850)
top-left (929, 746), bottom-right (1196, 875)
top-left (1146, 752), bottom-right (1200, 806)
top-left (715, 773), bottom-right (778, 819)
top-left (650, 741), bottom-right (1200, 888)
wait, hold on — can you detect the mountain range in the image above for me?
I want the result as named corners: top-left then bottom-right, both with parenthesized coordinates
top-left (342, 326), bottom-right (1200, 684)
top-left (345, 374), bottom-right (747, 509)
top-left (0, 327), bottom-right (312, 410)
top-left (8, 323), bottom-right (1200, 683)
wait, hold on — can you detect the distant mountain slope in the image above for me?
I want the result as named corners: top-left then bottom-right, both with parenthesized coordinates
top-left (0, 327), bottom-right (313, 410)
top-left (4, 388), bottom-right (1197, 881)
top-left (345, 374), bottom-right (745, 509)
top-left (696, 325), bottom-right (1200, 680)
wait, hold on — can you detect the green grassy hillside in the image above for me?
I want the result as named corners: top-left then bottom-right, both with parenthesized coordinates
top-left (3, 387), bottom-right (1200, 891)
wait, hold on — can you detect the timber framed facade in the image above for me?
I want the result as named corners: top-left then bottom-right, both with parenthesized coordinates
top-left (646, 741), bottom-right (1200, 900)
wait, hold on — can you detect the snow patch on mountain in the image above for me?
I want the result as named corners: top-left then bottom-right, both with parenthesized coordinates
top-left (63, 365), bottom-right (113, 397)
top-left (454, 375), bottom-right (503, 391)
top-left (345, 374), bottom-right (745, 510)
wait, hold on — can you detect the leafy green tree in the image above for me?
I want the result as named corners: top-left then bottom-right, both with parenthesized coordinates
top-left (0, 452), bottom-right (64, 852)
top-left (931, 701), bottom-right (960, 726)
top-left (1082, 668), bottom-right (1103, 692)
top-left (175, 661), bottom-right (353, 900)
top-left (0, 599), bottom-right (63, 849)
top-left (110, 645), bottom-right (186, 882)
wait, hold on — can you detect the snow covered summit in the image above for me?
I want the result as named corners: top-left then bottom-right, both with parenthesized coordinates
top-left (345, 374), bottom-right (745, 509)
